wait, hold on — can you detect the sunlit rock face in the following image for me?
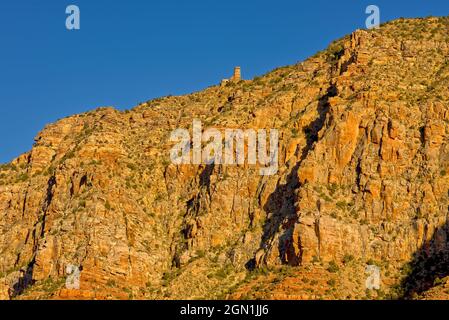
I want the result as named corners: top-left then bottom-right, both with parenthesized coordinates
top-left (0, 16), bottom-right (448, 300)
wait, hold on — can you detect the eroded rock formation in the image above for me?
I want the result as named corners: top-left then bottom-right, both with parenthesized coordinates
top-left (0, 16), bottom-right (448, 300)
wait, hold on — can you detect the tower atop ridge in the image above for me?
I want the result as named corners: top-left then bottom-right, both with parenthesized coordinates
top-left (232, 66), bottom-right (241, 82)
top-left (220, 66), bottom-right (242, 86)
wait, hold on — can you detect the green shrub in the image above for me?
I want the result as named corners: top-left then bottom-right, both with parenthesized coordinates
top-left (291, 128), bottom-right (299, 137)
top-left (106, 279), bottom-right (116, 287)
top-left (327, 261), bottom-right (339, 273)
top-left (196, 250), bottom-right (205, 258)
top-left (342, 254), bottom-right (355, 264)
top-left (367, 259), bottom-right (381, 268)
top-left (336, 201), bottom-right (347, 211)
top-left (326, 41), bottom-right (344, 61)
top-left (16, 173), bottom-right (29, 183)
top-left (434, 277), bottom-right (443, 286)
top-left (154, 193), bottom-right (164, 202)
top-left (214, 268), bottom-right (229, 280)
top-left (327, 279), bottom-right (336, 287)
top-left (327, 183), bottom-right (339, 196)
top-left (0, 163), bottom-right (17, 171)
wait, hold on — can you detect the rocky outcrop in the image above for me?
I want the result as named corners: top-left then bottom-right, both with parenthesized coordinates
top-left (0, 16), bottom-right (448, 300)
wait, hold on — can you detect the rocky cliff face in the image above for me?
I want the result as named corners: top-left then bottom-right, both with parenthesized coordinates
top-left (0, 16), bottom-right (448, 300)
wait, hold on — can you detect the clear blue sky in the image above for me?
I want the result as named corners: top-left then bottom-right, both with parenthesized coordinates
top-left (0, 0), bottom-right (447, 163)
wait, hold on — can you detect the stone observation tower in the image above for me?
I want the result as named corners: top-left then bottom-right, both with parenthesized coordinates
top-left (232, 66), bottom-right (241, 82)
top-left (221, 66), bottom-right (242, 86)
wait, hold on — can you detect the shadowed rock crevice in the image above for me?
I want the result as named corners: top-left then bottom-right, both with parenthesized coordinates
top-left (247, 82), bottom-right (337, 270)
top-left (301, 83), bottom-right (337, 161)
top-left (173, 164), bottom-right (215, 268)
top-left (10, 261), bottom-right (34, 298)
top-left (401, 214), bottom-right (449, 299)
top-left (40, 175), bottom-right (56, 237)
top-left (12, 175), bottom-right (58, 297)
